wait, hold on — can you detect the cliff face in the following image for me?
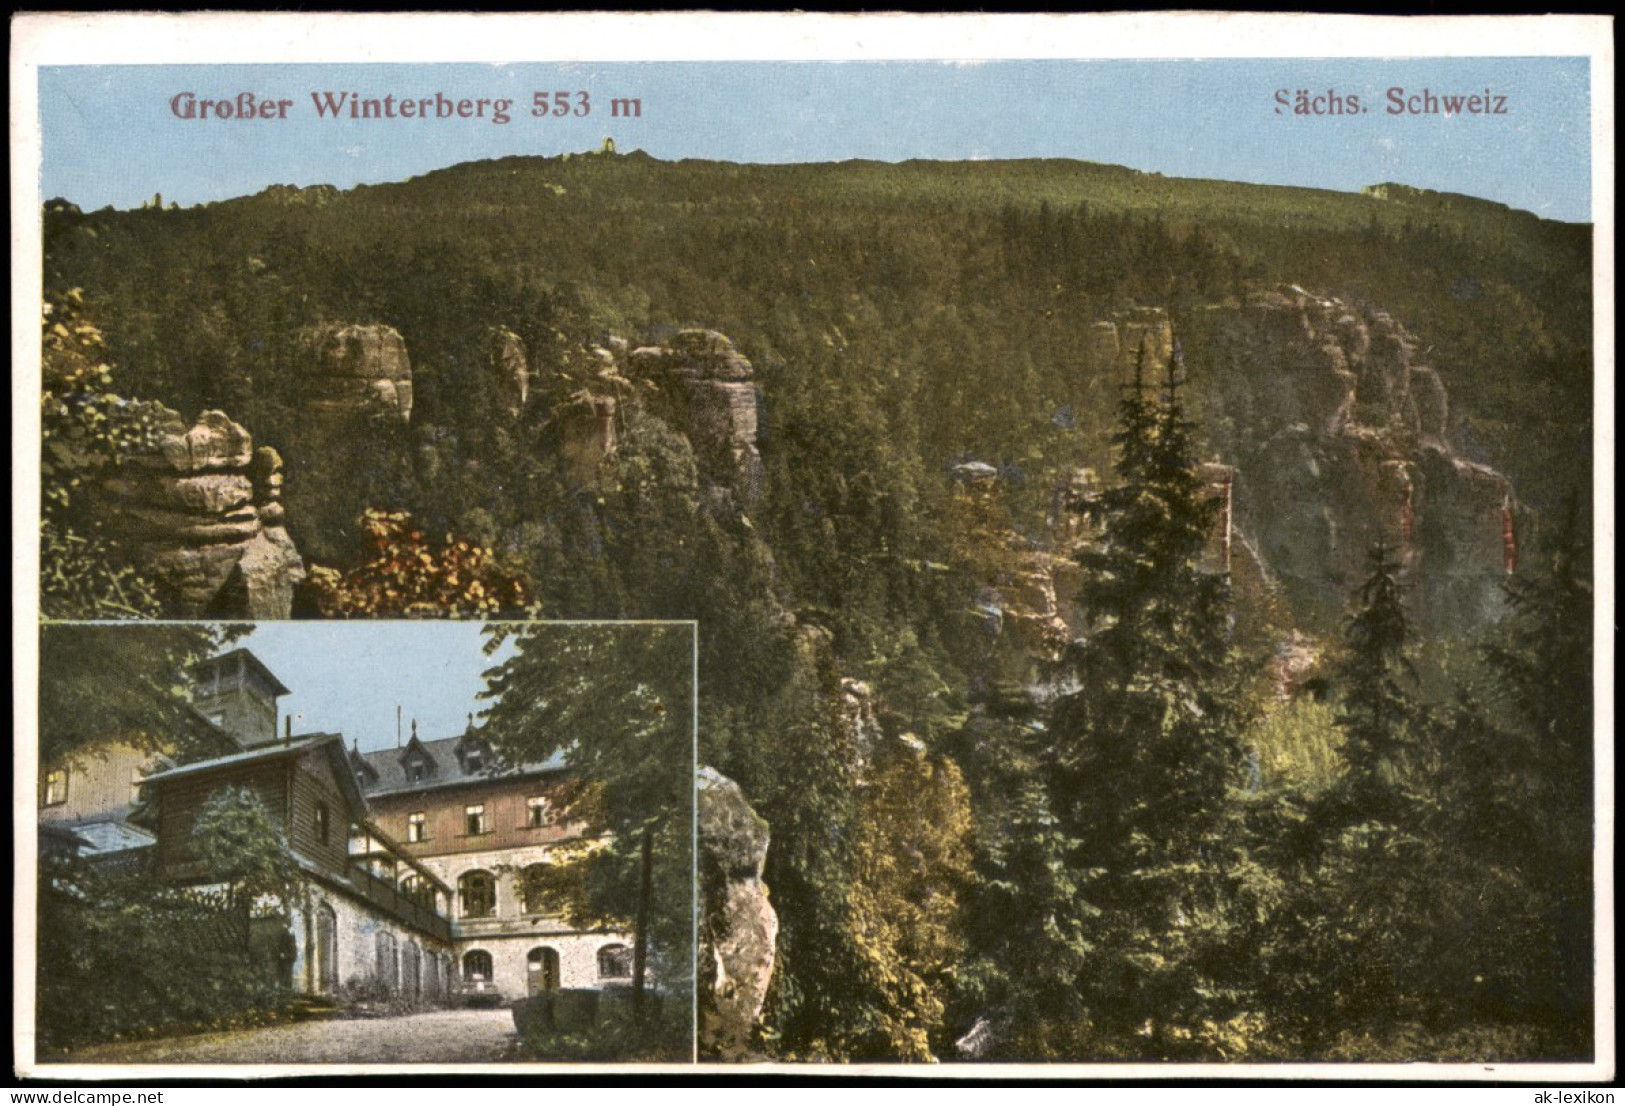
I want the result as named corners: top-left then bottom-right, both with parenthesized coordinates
top-left (100, 408), bottom-right (305, 617)
top-left (629, 329), bottom-right (763, 513)
top-left (1148, 289), bottom-right (1520, 635)
top-left (302, 324), bottom-right (414, 424)
top-left (698, 766), bottom-right (778, 1060)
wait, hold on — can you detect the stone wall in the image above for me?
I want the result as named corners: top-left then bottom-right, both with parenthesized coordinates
top-left (287, 881), bottom-right (454, 1002)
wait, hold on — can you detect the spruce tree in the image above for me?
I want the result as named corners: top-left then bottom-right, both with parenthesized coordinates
top-left (1306, 542), bottom-right (1443, 1039)
top-left (1044, 338), bottom-right (1247, 1053)
top-left (1327, 543), bottom-right (1420, 824)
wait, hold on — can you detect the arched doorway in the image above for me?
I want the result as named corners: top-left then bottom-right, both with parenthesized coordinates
top-left (313, 903), bottom-right (338, 994)
top-left (526, 946), bottom-right (560, 995)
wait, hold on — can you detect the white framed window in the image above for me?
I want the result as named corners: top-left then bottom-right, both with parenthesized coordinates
top-left (407, 811), bottom-right (427, 842)
top-left (526, 795), bottom-right (552, 828)
top-left (464, 803), bottom-right (487, 836)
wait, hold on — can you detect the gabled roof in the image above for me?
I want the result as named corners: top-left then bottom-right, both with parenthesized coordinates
top-left (143, 732), bottom-right (369, 821)
top-left (353, 732), bottom-right (568, 798)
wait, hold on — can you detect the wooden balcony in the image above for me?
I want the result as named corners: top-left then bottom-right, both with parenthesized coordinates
top-left (346, 862), bottom-right (452, 944)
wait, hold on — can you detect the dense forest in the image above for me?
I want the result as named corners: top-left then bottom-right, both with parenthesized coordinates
top-left (40, 151), bottom-right (1595, 1061)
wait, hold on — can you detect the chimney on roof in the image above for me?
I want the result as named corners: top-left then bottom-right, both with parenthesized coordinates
top-left (285, 715), bottom-right (292, 745)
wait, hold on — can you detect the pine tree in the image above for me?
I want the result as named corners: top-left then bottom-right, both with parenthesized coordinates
top-left (1042, 337), bottom-right (1248, 1053)
top-left (1303, 543), bottom-right (1443, 1038)
top-left (479, 622), bottom-right (694, 1041)
top-left (1327, 543), bottom-right (1420, 824)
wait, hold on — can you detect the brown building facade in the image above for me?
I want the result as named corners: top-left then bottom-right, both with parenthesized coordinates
top-left (351, 731), bottom-right (636, 1001)
top-left (142, 734), bottom-right (456, 1001)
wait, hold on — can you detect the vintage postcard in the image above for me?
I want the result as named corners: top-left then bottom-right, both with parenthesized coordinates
top-left (12, 11), bottom-right (1614, 1083)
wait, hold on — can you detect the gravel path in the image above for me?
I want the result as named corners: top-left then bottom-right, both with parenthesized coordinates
top-left (48, 1007), bottom-right (519, 1066)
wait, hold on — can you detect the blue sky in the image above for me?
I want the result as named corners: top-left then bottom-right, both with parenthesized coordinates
top-left (234, 622), bottom-right (514, 754)
top-left (38, 57), bottom-right (1593, 222)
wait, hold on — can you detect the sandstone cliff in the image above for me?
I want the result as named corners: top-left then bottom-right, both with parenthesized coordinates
top-left (698, 766), bottom-right (778, 1060)
top-left (302, 323), bottom-right (414, 424)
top-left (100, 408), bottom-right (305, 617)
top-left (1092, 292), bottom-right (1523, 635)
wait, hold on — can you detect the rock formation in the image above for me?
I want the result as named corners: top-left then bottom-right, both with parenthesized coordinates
top-left (303, 323), bottom-right (413, 424)
top-left (629, 329), bottom-right (763, 511)
top-left (487, 327), bottom-right (530, 418)
top-left (100, 407), bottom-right (305, 617)
top-left (698, 766), bottom-right (778, 1060)
top-left (1142, 289), bottom-right (1522, 634)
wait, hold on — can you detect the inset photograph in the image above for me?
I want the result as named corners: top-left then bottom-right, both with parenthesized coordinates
top-left (33, 620), bottom-right (695, 1066)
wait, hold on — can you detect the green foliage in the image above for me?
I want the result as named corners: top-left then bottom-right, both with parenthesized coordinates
top-left (1431, 508), bottom-right (1595, 1053)
top-left (36, 858), bottom-right (290, 1053)
top-left (1245, 699), bottom-right (1343, 793)
top-left (480, 623), bottom-right (694, 997)
top-left (1325, 546), bottom-right (1424, 823)
top-left (957, 775), bottom-right (1097, 1059)
top-left (845, 743), bottom-right (974, 1060)
top-left (39, 288), bottom-right (170, 618)
top-left (191, 785), bottom-right (302, 924)
top-left (38, 622), bottom-right (245, 767)
top-left (1038, 343), bottom-right (1251, 1052)
top-left (1270, 548), bottom-right (1443, 1042)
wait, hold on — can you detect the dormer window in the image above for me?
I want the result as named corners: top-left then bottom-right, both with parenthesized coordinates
top-left (408, 760), bottom-right (426, 782)
top-left (465, 750), bottom-right (484, 774)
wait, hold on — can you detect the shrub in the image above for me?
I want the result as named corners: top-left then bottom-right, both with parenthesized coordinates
top-left (511, 989), bottom-right (686, 1062)
top-left (36, 858), bottom-right (291, 1053)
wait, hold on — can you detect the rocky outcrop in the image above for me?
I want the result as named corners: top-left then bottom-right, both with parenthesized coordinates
top-left (629, 329), bottom-right (763, 511)
top-left (698, 766), bottom-right (778, 1061)
top-left (1178, 289), bottom-right (1521, 633)
top-left (487, 327), bottom-right (530, 417)
top-left (557, 393), bottom-right (620, 487)
top-left (303, 324), bottom-right (413, 424)
top-left (1090, 306), bottom-right (1177, 376)
top-left (100, 408), bottom-right (305, 617)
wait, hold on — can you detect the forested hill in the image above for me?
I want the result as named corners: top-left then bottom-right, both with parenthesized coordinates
top-left (45, 150), bottom-right (1590, 532)
top-left (43, 151), bottom-right (1596, 1060)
